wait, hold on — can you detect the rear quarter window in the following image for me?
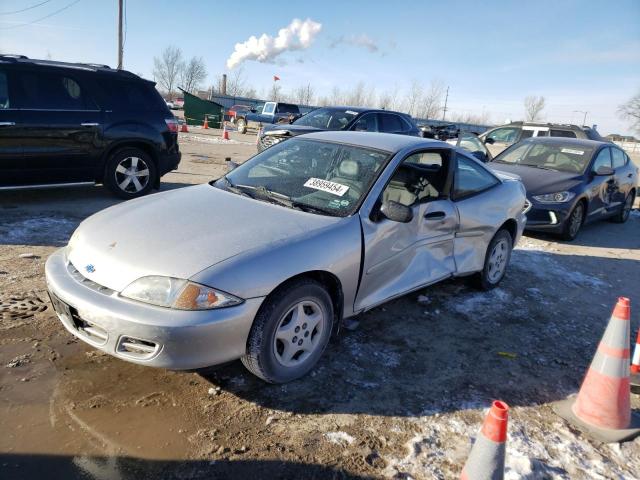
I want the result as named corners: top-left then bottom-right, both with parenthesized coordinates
top-left (549, 129), bottom-right (577, 138)
top-left (454, 154), bottom-right (499, 200)
top-left (97, 79), bottom-right (168, 113)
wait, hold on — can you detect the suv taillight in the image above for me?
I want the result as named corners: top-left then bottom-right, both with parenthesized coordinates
top-left (165, 118), bottom-right (179, 133)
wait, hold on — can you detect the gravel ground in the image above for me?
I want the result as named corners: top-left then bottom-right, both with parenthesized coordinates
top-left (1, 130), bottom-right (639, 480)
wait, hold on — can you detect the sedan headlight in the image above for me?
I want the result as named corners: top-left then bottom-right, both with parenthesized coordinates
top-left (532, 191), bottom-right (575, 203)
top-left (120, 276), bottom-right (243, 310)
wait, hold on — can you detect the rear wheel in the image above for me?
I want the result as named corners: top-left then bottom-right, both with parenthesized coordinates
top-left (236, 118), bottom-right (247, 134)
top-left (611, 191), bottom-right (634, 223)
top-left (241, 279), bottom-right (333, 383)
top-left (473, 229), bottom-right (512, 290)
top-left (104, 148), bottom-right (157, 199)
top-left (560, 202), bottom-right (584, 241)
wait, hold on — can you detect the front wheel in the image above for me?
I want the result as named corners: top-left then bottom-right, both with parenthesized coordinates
top-left (104, 148), bottom-right (157, 199)
top-left (560, 202), bottom-right (584, 241)
top-left (236, 119), bottom-right (247, 134)
top-left (473, 229), bottom-right (513, 290)
top-left (241, 280), bottom-right (334, 383)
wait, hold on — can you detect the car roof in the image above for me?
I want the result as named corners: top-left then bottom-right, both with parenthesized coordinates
top-left (519, 137), bottom-right (610, 148)
top-left (297, 131), bottom-right (447, 152)
top-left (315, 106), bottom-right (411, 116)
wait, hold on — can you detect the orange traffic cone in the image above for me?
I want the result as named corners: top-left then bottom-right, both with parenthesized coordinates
top-left (553, 297), bottom-right (640, 443)
top-left (461, 400), bottom-right (508, 480)
top-left (222, 124), bottom-right (230, 140)
top-left (631, 325), bottom-right (640, 390)
top-left (203, 116), bottom-right (209, 129)
top-left (180, 119), bottom-right (188, 133)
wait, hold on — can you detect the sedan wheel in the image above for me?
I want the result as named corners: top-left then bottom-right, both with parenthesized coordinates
top-left (474, 229), bottom-right (512, 290)
top-left (242, 279), bottom-right (333, 383)
top-left (560, 203), bottom-right (584, 240)
top-left (612, 192), bottom-right (634, 223)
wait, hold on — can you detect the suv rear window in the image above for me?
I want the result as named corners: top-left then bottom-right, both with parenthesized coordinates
top-left (97, 79), bottom-right (167, 112)
top-left (549, 129), bottom-right (576, 138)
top-left (276, 103), bottom-right (299, 114)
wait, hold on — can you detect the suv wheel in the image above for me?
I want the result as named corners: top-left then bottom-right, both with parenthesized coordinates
top-left (560, 202), bottom-right (584, 240)
top-left (104, 148), bottom-right (157, 199)
top-left (236, 118), bottom-right (247, 134)
top-left (241, 279), bottom-right (333, 383)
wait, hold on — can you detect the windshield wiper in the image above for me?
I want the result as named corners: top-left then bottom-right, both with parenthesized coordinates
top-left (519, 163), bottom-right (558, 171)
top-left (224, 177), bottom-right (256, 198)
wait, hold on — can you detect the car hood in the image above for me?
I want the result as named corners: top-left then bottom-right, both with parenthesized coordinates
top-left (262, 123), bottom-right (326, 136)
top-left (488, 163), bottom-right (583, 195)
top-left (67, 184), bottom-right (341, 292)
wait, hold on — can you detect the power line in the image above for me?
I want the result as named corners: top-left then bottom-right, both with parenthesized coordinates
top-left (0, 0), bottom-right (53, 15)
top-left (0, 0), bottom-right (82, 29)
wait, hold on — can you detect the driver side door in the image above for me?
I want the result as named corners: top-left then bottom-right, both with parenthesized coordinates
top-left (355, 150), bottom-right (458, 311)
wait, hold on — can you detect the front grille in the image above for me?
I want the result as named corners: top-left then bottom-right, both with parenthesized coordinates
top-left (71, 312), bottom-right (108, 345)
top-left (67, 261), bottom-right (115, 296)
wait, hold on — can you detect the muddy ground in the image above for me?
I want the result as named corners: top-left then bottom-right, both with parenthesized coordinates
top-left (1, 129), bottom-right (640, 480)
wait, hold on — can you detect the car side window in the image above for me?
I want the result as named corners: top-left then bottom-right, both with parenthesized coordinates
top-left (0, 71), bottom-right (10, 109)
top-left (486, 127), bottom-right (519, 143)
top-left (378, 113), bottom-right (405, 133)
top-left (263, 103), bottom-right (276, 114)
top-left (352, 113), bottom-right (378, 132)
top-left (520, 130), bottom-right (534, 139)
top-left (592, 148), bottom-right (612, 171)
top-left (459, 136), bottom-right (489, 161)
top-left (18, 71), bottom-right (96, 110)
top-left (382, 151), bottom-right (449, 207)
top-left (611, 148), bottom-right (626, 169)
top-left (453, 154), bottom-right (499, 200)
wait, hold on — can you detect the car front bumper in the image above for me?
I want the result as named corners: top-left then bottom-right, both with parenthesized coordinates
top-left (45, 248), bottom-right (264, 370)
top-left (524, 201), bottom-right (572, 233)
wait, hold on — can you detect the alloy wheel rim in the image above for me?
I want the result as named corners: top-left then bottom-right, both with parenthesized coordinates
top-left (623, 195), bottom-right (632, 220)
top-left (487, 239), bottom-right (509, 283)
top-left (114, 157), bottom-right (150, 193)
top-left (569, 205), bottom-right (583, 237)
top-left (273, 300), bottom-right (325, 368)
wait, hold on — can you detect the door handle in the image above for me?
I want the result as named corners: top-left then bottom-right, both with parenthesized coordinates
top-left (424, 211), bottom-right (446, 220)
top-left (81, 122), bottom-right (100, 127)
top-left (0, 121), bottom-right (15, 126)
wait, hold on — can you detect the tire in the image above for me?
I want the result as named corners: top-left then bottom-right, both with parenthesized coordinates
top-left (559, 202), bottom-right (585, 241)
top-left (241, 279), bottom-right (334, 383)
top-left (473, 229), bottom-right (513, 290)
top-left (611, 191), bottom-right (634, 223)
top-left (104, 148), bottom-right (157, 199)
top-left (236, 118), bottom-right (247, 134)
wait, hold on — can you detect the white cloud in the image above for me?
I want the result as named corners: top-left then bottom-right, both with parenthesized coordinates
top-left (330, 34), bottom-right (380, 53)
top-left (226, 18), bottom-right (322, 69)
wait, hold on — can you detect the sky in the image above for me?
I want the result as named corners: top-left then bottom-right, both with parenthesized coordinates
top-left (1, 0), bottom-right (639, 135)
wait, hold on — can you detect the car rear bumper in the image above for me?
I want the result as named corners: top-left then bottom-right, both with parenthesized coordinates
top-left (158, 150), bottom-right (181, 176)
top-left (45, 248), bottom-right (264, 370)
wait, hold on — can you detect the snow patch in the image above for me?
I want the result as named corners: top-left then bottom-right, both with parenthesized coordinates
top-left (179, 133), bottom-right (253, 145)
top-left (0, 216), bottom-right (77, 246)
top-left (324, 431), bottom-right (355, 446)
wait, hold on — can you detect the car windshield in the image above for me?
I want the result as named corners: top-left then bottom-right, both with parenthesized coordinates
top-left (293, 108), bottom-right (359, 129)
top-left (214, 138), bottom-right (390, 217)
top-left (493, 142), bottom-right (595, 173)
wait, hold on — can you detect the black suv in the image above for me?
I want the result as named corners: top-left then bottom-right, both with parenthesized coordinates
top-left (0, 55), bottom-right (181, 198)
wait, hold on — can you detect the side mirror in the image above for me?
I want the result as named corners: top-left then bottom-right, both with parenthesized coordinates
top-left (484, 137), bottom-right (495, 145)
top-left (250, 108), bottom-right (257, 113)
top-left (472, 151), bottom-right (487, 162)
top-left (594, 166), bottom-right (614, 176)
top-left (380, 201), bottom-right (413, 223)
top-left (225, 157), bottom-right (239, 173)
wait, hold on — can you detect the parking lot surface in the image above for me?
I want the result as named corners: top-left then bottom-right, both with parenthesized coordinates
top-left (1, 130), bottom-right (639, 479)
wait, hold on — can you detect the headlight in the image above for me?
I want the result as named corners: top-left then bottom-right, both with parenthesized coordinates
top-left (532, 191), bottom-right (575, 203)
top-left (120, 276), bottom-right (243, 310)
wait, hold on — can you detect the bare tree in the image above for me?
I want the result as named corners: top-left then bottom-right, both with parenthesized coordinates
top-left (180, 56), bottom-right (207, 94)
top-left (378, 87), bottom-right (400, 111)
top-left (268, 82), bottom-right (282, 101)
top-left (226, 67), bottom-right (248, 96)
top-left (404, 80), bottom-right (423, 116)
top-left (415, 80), bottom-right (445, 120)
top-left (153, 46), bottom-right (183, 100)
top-left (618, 90), bottom-right (640, 133)
top-left (524, 95), bottom-right (546, 121)
top-left (292, 83), bottom-right (315, 105)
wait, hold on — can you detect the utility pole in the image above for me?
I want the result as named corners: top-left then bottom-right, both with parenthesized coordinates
top-left (117, 0), bottom-right (123, 69)
top-left (442, 86), bottom-right (449, 121)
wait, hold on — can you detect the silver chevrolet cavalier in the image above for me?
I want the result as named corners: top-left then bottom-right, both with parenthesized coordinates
top-left (46, 131), bottom-right (527, 383)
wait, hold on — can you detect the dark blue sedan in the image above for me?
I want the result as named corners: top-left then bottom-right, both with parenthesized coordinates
top-left (489, 138), bottom-right (637, 240)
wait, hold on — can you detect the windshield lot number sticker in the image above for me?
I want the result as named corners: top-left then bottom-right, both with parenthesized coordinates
top-left (561, 148), bottom-right (584, 155)
top-left (304, 178), bottom-right (350, 196)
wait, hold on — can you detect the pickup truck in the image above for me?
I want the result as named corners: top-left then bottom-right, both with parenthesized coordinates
top-left (235, 101), bottom-right (301, 134)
